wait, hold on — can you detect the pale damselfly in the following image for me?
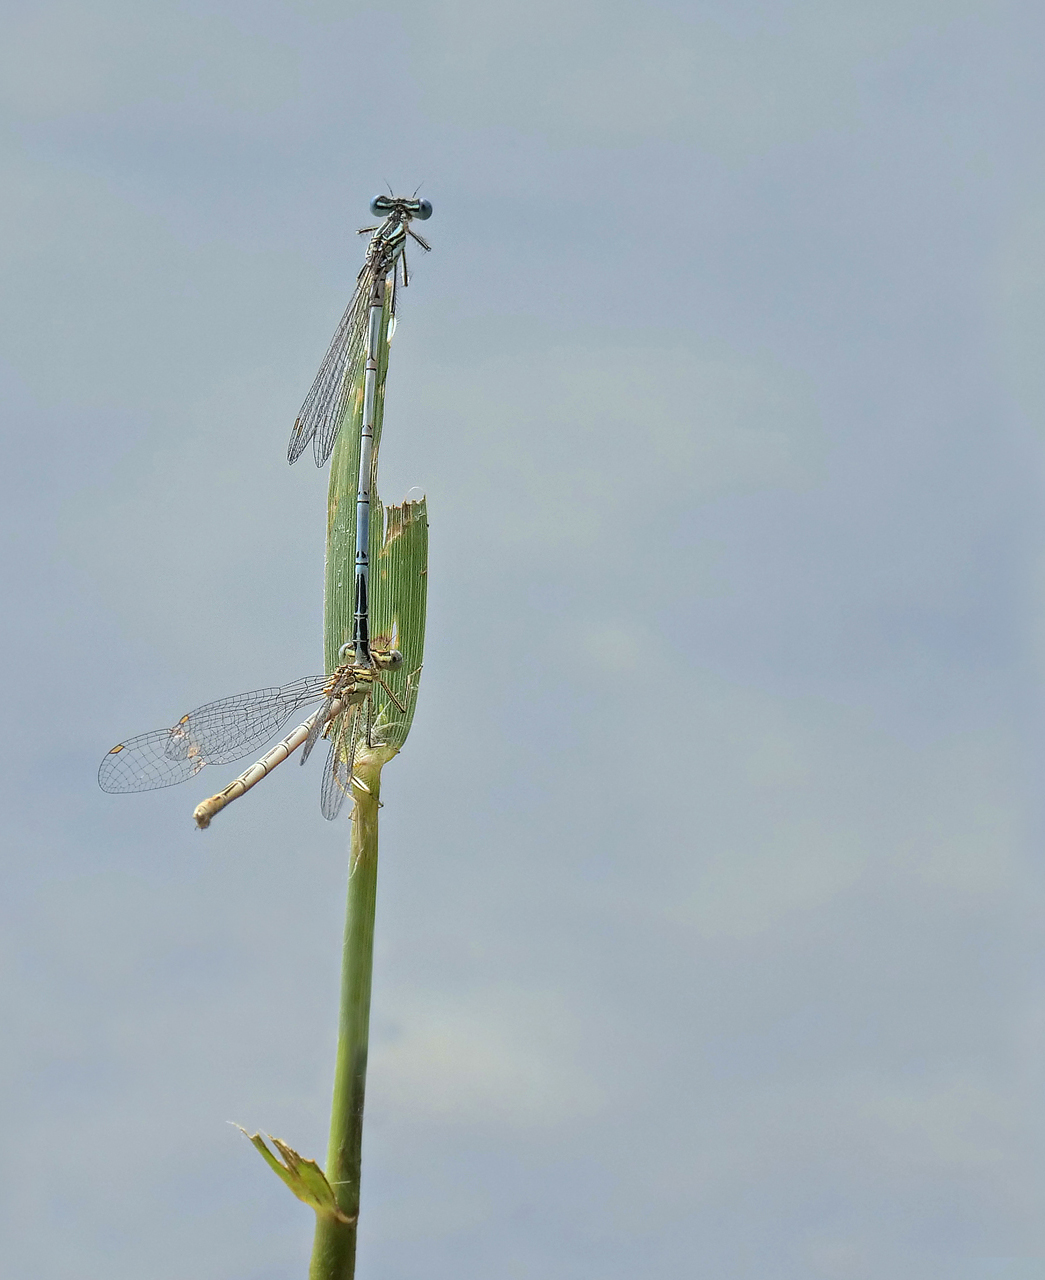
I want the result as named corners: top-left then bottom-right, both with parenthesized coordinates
top-left (98, 638), bottom-right (409, 828)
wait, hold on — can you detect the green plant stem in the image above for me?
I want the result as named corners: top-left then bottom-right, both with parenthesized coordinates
top-left (309, 759), bottom-right (383, 1280)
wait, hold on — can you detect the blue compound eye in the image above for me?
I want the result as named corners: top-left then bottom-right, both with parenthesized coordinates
top-left (370, 195), bottom-right (395, 216)
top-left (415, 199), bottom-right (433, 220)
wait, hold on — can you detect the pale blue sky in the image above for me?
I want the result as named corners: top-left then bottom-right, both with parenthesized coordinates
top-left (2, 1), bottom-right (1045, 1277)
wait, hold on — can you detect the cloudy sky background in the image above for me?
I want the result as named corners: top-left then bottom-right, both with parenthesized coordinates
top-left (3, 1), bottom-right (1045, 1276)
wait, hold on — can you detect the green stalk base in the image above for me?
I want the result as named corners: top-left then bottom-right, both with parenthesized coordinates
top-left (309, 763), bottom-right (382, 1280)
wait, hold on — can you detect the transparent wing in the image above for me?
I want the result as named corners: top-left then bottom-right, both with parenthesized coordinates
top-left (99, 676), bottom-right (331, 794)
top-left (98, 730), bottom-right (209, 794)
top-left (311, 286), bottom-right (368, 468)
top-left (171, 677), bottom-right (332, 765)
top-left (288, 267), bottom-right (373, 467)
top-left (320, 708), bottom-right (359, 821)
top-left (300, 694), bottom-right (335, 765)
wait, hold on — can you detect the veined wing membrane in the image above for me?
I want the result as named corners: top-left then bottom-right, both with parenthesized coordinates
top-left (320, 708), bottom-right (359, 821)
top-left (171, 677), bottom-right (332, 765)
top-left (98, 729), bottom-right (210, 793)
top-left (288, 273), bottom-right (372, 466)
top-left (312, 287), bottom-right (369, 467)
top-left (99, 676), bottom-right (331, 793)
top-left (300, 693), bottom-right (336, 765)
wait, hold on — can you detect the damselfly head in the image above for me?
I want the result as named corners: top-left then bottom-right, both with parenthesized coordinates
top-left (370, 195), bottom-right (433, 221)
